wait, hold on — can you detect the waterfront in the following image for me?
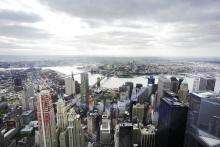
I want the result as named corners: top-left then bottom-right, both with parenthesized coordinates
top-left (44, 66), bottom-right (220, 93)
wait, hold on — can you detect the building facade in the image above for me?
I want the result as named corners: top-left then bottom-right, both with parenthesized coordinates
top-left (36, 90), bottom-right (57, 147)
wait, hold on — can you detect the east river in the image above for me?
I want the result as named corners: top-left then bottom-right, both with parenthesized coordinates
top-left (44, 66), bottom-right (220, 93)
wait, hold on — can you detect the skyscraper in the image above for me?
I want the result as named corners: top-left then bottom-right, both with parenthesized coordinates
top-left (80, 72), bottom-right (89, 104)
top-left (148, 76), bottom-right (155, 85)
top-left (119, 123), bottom-right (133, 147)
top-left (57, 95), bottom-right (67, 130)
top-left (36, 90), bottom-right (57, 147)
top-left (170, 77), bottom-right (179, 94)
top-left (22, 83), bottom-right (35, 110)
top-left (65, 74), bottom-right (76, 96)
top-left (158, 97), bottom-right (188, 147)
top-left (193, 75), bottom-right (216, 92)
top-left (157, 75), bottom-right (171, 106)
top-left (184, 92), bottom-right (220, 147)
top-left (87, 111), bottom-right (99, 135)
top-left (67, 109), bottom-right (85, 147)
top-left (140, 126), bottom-right (156, 147)
top-left (178, 79), bottom-right (189, 103)
top-left (132, 103), bottom-right (145, 123)
top-left (100, 115), bottom-right (111, 145)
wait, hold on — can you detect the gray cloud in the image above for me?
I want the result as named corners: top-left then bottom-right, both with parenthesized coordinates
top-left (0, 9), bottom-right (42, 23)
top-left (41, 0), bottom-right (220, 23)
top-left (0, 25), bottom-right (51, 39)
top-left (74, 30), bottom-right (154, 49)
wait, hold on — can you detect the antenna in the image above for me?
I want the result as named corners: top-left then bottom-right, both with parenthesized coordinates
top-left (71, 72), bottom-right (74, 80)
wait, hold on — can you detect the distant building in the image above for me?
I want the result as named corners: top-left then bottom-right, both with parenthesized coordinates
top-left (0, 131), bottom-right (6, 147)
top-left (87, 111), bottom-right (99, 135)
top-left (157, 75), bottom-right (171, 106)
top-left (125, 82), bottom-right (134, 98)
top-left (59, 129), bottom-right (68, 147)
top-left (80, 73), bottom-right (89, 104)
top-left (21, 110), bottom-right (35, 125)
top-left (28, 96), bottom-right (36, 111)
top-left (24, 83), bottom-right (35, 98)
top-left (178, 79), bottom-right (189, 103)
top-left (170, 77), bottom-right (179, 93)
top-left (157, 97), bottom-right (188, 147)
top-left (132, 103), bottom-right (145, 123)
top-left (100, 115), bottom-right (111, 145)
top-left (119, 85), bottom-right (130, 101)
top-left (114, 124), bottom-right (120, 147)
top-left (140, 126), bottom-right (156, 147)
top-left (132, 124), bottom-right (141, 145)
top-left (14, 77), bottom-right (23, 92)
top-left (148, 76), bottom-right (155, 85)
top-left (36, 90), bottom-right (57, 147)
top-left (97, 77), bottom-right (101, 88)
top-left (193, 75), bottom-right (216, 92)
top-left (65, 74), bottom-right (75, 96)
top-left (14, 77), bottom-right (22, 87)
top-left (57, 95), bottom-right (67, 130)
top-left (119, 123), bottom-right (133, 147)
top-left (22, 83), bottom-right (35, 110)
top-left (184, 92), bottom-right (220, 147)
top-left (67, 109), bottom-right (85, 147)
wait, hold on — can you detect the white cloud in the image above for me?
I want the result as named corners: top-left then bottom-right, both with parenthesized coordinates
top-left (0, 0), bottom-right (219, 57)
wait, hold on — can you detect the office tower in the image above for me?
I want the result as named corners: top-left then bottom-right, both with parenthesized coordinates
top-left (29, 96), bottom-right (36, 111)
top-left (170, 77), bottom-right (179, 93)
top-left (178, 79), bottom-right (189, 103)
top-left (57, 95), bottom-right (67, 130)
top-left (111, 103), bottom-right (119, 129)
top-left (36, 90), bottom-right (57, 147)
top-left (147, 84), bottom-right (153, 101)
top-left (14, 77), bottom-right (22, 86)
top-left (21, 110), bottom-right (35, 125)
top-left (137, 87), bottom-right (148, 104)
top-left (184, 92), bottom-right (220, 147)
top-left (0, 131), bottom-right (5, 147)
top-left (22, 83), bottom-right (35, 110)
top-left (118, 101), bottom-right (127, 116)
top-left (20, 95), bottom-right (29, 111)
top-left (178, 78), bottom-right (184, 89)
top-left (157, 97), bottom-right (188, 147)
top-left (65, 74), bottom-right (75, 96)
top-left (132, 103), bottom-right (145, 123)
top-left (80, 72), bottom-right (89, 104)
top-left (97, 77), bottom-right (101, 87)
top-left (119, 123), bottom-right (133, 147)
top-left (14, 77), bottom-right (23, 91)
top-left (88, 96), bottom-right (95, 111)
top-left (140, 126), bottom-right (156, 147)
top-left (59, 129), bottom-right (68, 147)
top-left (157, 75), bottom-right (171, 107)
top-left (100, 115), bottom-right (111, 145)
top-left (24, 83), bottom-right (35, 98)
top-left (119, 85), bottom-right (129, 101)
top-left (193, 75), bottom-right (216, 92)
top-left (125, 82), bottom-right (134, 98)
top-left (150, 94), bottom-right (157, 110)
top-left (87, 111), bottom-right (99, 135)
top-left (148, 76), bottom-right (155, 85)
top-left (132, 124), bottom-right (141, 145)
top-left (68, 109), bottom-right (85, 147)
top-left (114, 124), bottom-right (120, 147)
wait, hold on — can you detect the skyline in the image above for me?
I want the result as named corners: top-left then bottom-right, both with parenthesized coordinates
top-left (0, 0), bottom-right (220, 57)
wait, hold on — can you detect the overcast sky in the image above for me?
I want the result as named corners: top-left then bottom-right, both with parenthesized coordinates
top-left (0, 0), bottom-right (220, 57)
